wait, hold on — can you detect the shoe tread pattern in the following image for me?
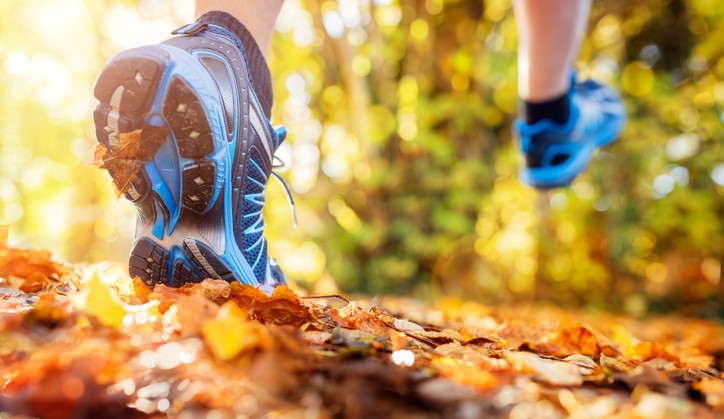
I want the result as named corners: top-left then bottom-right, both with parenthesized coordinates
top-left (162, 77), bottom-right (216, 213)
top-left (93, 52), bottom-right (167, 202)
top-left (129, 237), bottom-right (170, 286)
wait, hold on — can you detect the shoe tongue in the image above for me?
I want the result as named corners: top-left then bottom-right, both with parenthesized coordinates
top-left (196, 11), bottom-right (273, 118)
top-left (273, 125), bottom-right (287, 148)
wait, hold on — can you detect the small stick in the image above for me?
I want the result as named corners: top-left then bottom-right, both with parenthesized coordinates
top-left (302, 294), bottom-right (351, 304)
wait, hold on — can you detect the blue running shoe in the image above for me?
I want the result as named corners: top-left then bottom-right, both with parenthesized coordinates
top-left (514, 74), bottom-right (626, 189)
top-left (93, 21), bottom-right (287, 290)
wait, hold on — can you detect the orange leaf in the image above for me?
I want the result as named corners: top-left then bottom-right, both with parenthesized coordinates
top-left (532, 324), bottom-right (602, 358)
top-left (0, 248), bottom-right (73, 292)
top-left (629, 341), bottom-right (679, 363)
top-left (694, 378), bottom-right (724, 409)
top-left (229, 283), bottom-right (315, 326)
top-left (432, 357), bottom-right (497, 390)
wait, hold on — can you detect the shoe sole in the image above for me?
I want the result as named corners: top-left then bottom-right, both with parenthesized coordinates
top-left (522, 116), bottom-right (625, 189)
top-left (93, 45), bottom-right (249, 287)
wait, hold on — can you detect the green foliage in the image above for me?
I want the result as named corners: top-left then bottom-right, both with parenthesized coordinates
top-left (268, 0), bottom-right (722, 314)
top-left (0, 0), bottom-right (721, 314)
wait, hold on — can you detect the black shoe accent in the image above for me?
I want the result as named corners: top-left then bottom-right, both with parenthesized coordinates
top-left (94, 52), bottom-right (165, 117)
top-left (521, 91), bottom-right (570, 125)
top-left (182, 240), bottom-right (237, 283)
top-left (129, 237), bottom-right (170, 286)
top-left (93, 50), bottom-right (170, 203)
top-left (162, 77), bottom-right (217, 213)
top-left (170, 258), bottom-right (204, 287)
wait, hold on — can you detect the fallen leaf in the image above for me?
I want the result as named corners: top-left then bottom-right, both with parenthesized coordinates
top-left (148, 283), bottom-right (183, 313)
top-left (600, 352), bottom-right (632, 373)
top-left (327, 302), bottom-right (389, 335)
top-left (180, 279), bottom-right (231, 303)
top-left (613, 364), bottom-right (671, 390)
top-left (629, 341), bottom-right (679, 363)
top-left (26, 292), bottom-right (72, 327)
top-left (303, 330), bottom-right (333, 346)
top-left (535, 324), bottom-right (601, 357)
top-left (230, 283), bottom-right (315, 326)
top-left (0, 248), bottom-right (74, 292)
top-left (202, 301), bottom-right (272, 360)
top-left (694, 378), bottom-right (724, 409)
top-left (432, 356), bottom-right (498, 390)
top-left (132, 277), bottom-right (152, 302)
top-left (393, 318), bottom-right (425, 333)
top-left (415, 329), bottom-right (467, 345)
top-left (173, 294), bottom-right (220, 336)
top-left (563, 354), bottom-right (598, 370)
top-left (506, 351), bottom-right (584, 386)
top-left (79, 267), bottom-right (127, 328)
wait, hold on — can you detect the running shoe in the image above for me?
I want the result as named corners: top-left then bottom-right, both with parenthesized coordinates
top-left (514, 74), bottom-right (626, 189)
top-left (93, 21), bottom-right (287, 290)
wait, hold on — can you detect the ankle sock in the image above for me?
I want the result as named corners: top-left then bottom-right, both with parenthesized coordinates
top-left (520, 92), bottom-right (570, 125)
top-left (196, 11), bottom-right (273, 118)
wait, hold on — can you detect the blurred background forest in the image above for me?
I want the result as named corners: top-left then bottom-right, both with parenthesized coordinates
top-left (0, 0), bottom-right (721, 316)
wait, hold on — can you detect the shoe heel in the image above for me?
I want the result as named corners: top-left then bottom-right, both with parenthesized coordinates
top-left (93, 48), bottom-right (170, 203)
top-left (94, 47), bottom-right (219, 214)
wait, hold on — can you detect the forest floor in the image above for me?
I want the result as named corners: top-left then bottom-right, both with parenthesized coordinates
top-left (0, 246), bottom-right (722, 418)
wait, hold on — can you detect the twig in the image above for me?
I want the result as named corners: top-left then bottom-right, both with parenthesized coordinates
top-left (302, 294), bottom-right (351, 304)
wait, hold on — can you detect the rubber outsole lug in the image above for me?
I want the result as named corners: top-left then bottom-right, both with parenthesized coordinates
top-left (163, 77), bottom-right (217, 213)
top-left (129, 237), bottom-right (170, 286)
top-left (93, 49), bottom-right (218, 214)
top-left (129, 237), bottom-right (211, 287)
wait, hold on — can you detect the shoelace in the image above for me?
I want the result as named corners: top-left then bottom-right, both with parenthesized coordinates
top-left (271, 164), bottom-right (298, 228)
top-left (270, 125), bottom-right (298, 228)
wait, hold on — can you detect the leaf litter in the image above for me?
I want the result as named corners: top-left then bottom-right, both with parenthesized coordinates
top-left (0, 245), bottom-right (722, 418)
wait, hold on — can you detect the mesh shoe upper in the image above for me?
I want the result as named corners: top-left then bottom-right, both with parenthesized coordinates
top-left (514, 75), bottom-right (626, 188)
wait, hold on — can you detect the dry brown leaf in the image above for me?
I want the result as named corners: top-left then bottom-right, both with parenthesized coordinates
top-left (0, 248), bottom-right (73, 292)
top-left (303, 330), bottom-right (333, 346)
top-left (390, 331), bottom-right (410, 351)
top-left (26, 292), bottom-right (72, 327)
top-left (173, 294), bottom-right (221, 336)
top-left (230, 283), bottom-right (315, 326)
top-left (600, 352), bottom-right (633, 373)
top-left (563, 354), bottom-right (598, 370)
top-left (393, 318), bottom-right (426, 332)
top-left (613, 364), bottom-right (671, 390)
top-left (132, 277), bottom-right (152, 302)
top-left (432, 356), bottom-right (498, 390)
top-left (534, 324), bottom-right (602, 358)
top-left (179, 279), bottom-right (231, 303)
top-left (694, 379), bottom-right (724, 409)
top-left (415, 329), bottom-right (467, 344)
top-left (91, 144), bottom-right (108, 169)
top-left (148, 283), bottom-right (183, 313)
top-left (506, 351), bottom-right (584, 386)
top-left (0, 345), bottom-right (133, 418)
top-left (629, 341), bottom-right (679, 363)
top-left (327, 302), bottom-right (389, 336)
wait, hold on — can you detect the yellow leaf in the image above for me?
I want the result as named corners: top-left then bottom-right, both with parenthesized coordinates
top-left (202, 302), bottom-right (270, 360)
top-left (82, 267), bottom-right (128, 328)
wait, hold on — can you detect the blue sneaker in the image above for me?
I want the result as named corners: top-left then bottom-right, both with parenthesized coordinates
top-left (514, 75), bottom-right (626, 189)
top-left (93, 21), bottom-right (287, 289)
